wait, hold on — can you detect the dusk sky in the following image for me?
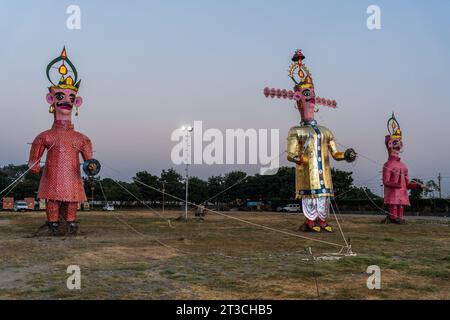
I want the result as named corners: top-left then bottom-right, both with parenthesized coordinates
top-left (1, 0), bottom-right (450, 196)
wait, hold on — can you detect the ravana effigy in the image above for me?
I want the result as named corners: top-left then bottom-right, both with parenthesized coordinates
top-left (264, 49), bottom-right (356, 233)
top-left (382, 113), bottom-right (422, 225)
top-left (28, 47), bottom-right (101, 236)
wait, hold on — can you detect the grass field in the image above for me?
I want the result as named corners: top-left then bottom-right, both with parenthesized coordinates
top-left (0, 210), bottom-right (449, 300)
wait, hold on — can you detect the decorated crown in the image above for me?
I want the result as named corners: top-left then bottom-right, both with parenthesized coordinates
top-left (263, 48), bottom-right (337, 108)
top-left (288, 49), bottom-right (314, 90)
top-left (387, 113), bottom-right (402, 139)
top-left (46, 47), bottom-right (81, 92)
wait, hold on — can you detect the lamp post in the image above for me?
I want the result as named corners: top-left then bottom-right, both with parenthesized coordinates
top-left (181, 125), bottom-right (193, 221)
top-left (161, 180), bottom-right (166, 214)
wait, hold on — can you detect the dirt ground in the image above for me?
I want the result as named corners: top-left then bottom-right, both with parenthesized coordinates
top-left (0, 210), bottom-right (449, 300)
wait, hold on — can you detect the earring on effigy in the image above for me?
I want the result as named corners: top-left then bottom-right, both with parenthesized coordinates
top-left (75, 106), bottom-right (79, 116)
top-left (49, 105), bottom-right (55, 113)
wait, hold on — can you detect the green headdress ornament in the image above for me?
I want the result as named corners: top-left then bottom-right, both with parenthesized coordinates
top-left (46, 47), bottom-right (81, 92)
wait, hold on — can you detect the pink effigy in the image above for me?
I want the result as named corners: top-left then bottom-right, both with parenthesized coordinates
top-left (382, 113), bottom-right (420, 224)
top-left (28, 47), bottom-right (100, 236)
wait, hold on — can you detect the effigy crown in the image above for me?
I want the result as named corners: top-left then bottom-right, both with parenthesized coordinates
top-left (288, 49), bottom-right (314, 91)
top-left (46, 47), bottom-right (81, 92)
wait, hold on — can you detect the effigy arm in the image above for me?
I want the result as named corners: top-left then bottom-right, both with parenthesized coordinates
top-left (328, 137), bottom-right (345, 161)
top-left (28, 136), bottom-right (46, 174)
top-left (287, 130), bottom-right (303, 165)
top-left (80, 137), bottom-right (93, 161)
top-left (383, 166), bottom-right (402, 188)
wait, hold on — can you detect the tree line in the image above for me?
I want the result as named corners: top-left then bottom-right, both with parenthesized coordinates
top-left (1, 164), bottom-right (387, 206)
top-left (2, 163), bottom-right (444, 206)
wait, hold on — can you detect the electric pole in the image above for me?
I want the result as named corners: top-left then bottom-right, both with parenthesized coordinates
top-left (161, 181), bottom-right (166, 214)
top-left (438, 173), bottom-right (442, 199)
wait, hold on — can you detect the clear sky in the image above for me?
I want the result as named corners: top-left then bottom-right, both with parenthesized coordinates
top-left (1, 0), bottom-right (450, 195)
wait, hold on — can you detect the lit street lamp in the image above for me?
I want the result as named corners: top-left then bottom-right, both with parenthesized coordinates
top-left (181, 125), bottom-right (193, 221)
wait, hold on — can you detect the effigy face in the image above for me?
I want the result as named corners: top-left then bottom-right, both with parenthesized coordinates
top-left (385, 135), bottom-right (403, 157)
top-left (46, 87), bottom-right (83, 118)
top-left (296, 87), bottom-right (316, 121)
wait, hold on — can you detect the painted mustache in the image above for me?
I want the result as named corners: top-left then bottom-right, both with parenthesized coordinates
top-left (56, 102), bottom-right (73, 110)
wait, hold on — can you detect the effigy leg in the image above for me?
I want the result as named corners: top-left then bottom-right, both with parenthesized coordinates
top-left (46, 200), bottom-right (61, 236)
top-left (388, 205), bottom-right (401, 224)
top-left (300, 199), bottom-right (321, 232)
top-left (317, 198), bottom-right (333, 232)
top-left (397, 205), bottom-right (407, 224)
top-left (62, 202), bottom-right (79, 235)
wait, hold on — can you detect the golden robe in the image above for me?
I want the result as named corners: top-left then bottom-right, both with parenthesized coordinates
top-left (287, 121), bottom-right (345, 199)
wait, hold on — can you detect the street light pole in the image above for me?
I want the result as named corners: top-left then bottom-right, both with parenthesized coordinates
top-left (182, 125), bottom-right (193, 221)
top-left (185, 160), bottom-right (189, 221)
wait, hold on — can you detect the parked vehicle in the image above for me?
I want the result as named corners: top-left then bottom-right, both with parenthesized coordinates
top-left (14, 201), bottom-right (29, 212)
top-left (281, 204), bottom-right (302, 213)
top-left (102, 204), bottom-right (115, 212)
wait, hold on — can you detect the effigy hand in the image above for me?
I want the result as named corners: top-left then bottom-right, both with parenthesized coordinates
top-left (83, 159), bottom-right (101, 177)
top-left (293, 154), bottom-right (304, 166)
top-left (344, 148), bottom-right (357, 163)
top-left (408, 180), bottom-right (425, 190)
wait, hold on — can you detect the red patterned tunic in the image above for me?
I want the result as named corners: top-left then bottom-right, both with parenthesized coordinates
top-left (28, 120), bottom-right (93, 203)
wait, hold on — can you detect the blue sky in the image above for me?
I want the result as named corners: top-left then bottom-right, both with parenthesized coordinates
top-left (1, 0), bottom-right (450, 195)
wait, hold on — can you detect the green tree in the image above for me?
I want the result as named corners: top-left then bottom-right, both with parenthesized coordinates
top-left (0, 164), bottom-right (41, 200)
top-left (0, 168), bottom-right (9, 192)
top-left (425, 180), bottom-right (439, 198)
top-left (331, 168), bottom-right (354, 199)
top-left (206, 175), bottom-right (225, 204)
top-left (344, 186), bottom-right (381, 200)
top-left (84, 177), bottom-right (142, 206)
top-left (134, 171), bottom-right (160, 202)
top-left (273, 166), bottom-right (296, 199)
top-left (410, 178), bottom-right (425, 200)
top-left (96, 178), bottom-right (116, 202)
top-left (188, 176), bottom-right (208, 205)
top-left (160, 168), bottom-right (184, 203)
top-left (1, 162), bottom-right (382, 208)
top-left (223, 171), bottom-right (247, 203)
top-left (245, 167), bottom-right (296, 200)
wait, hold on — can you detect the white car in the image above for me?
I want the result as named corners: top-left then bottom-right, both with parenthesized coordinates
top-left (281, 204), bottom-right (302, 213)
top-left (14, 201), bottom-right (29, 212)
top-left (102, 204), bottom-right (115, 212)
